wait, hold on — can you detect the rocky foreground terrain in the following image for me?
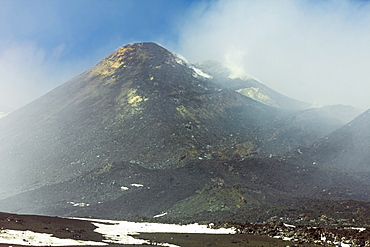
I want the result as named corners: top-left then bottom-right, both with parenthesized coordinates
top-left (216, 221), bottom-right (370, 246)
top-left (1, 212), bottom-right (370, 246)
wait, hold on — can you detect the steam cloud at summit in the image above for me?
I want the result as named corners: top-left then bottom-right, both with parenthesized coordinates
top-left (177, 0), bottom-right (370, 109)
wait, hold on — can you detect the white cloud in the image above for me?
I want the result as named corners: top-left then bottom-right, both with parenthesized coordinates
top-left (178, 0), bottom-right (370, 109)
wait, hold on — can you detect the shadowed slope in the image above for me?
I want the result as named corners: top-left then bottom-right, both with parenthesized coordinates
top-left (2, 158), bottom-right (369, 225)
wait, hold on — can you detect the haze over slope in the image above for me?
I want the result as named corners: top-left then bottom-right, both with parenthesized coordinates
top-left (0, 42), bottom-right (357, 201)
top-left (0, 42), bottom-right (284, 199)
top-left (197, 60), bottom-right (310, 110)
top-left (296, 108), bottom-right (370, 172)
top-left (0, 42), bottom-right (369, 224)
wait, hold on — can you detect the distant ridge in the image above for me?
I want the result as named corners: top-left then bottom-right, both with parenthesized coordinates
top-left (296, 108), bottom-right (370, 171)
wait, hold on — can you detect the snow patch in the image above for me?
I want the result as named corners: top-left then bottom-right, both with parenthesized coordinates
top-left (67, 201), bottom-right (90, 207)
top-left (131, 183), bottom-right (144, 187)
top-left (189, 65), bottom-right (213, 79)
top-left (172, 52), bottom-right (189, 65)
top-left (282, 236), bottom-right (293, 241)
top-left (71, 218), bottom-right (235, 246)
top-left (0, 229), bottom-right (105, 246)
top-left (283, 223), bottom-right (296, 228)
top-left (172, 52), bottom-right (212, 79)
top-left (273, 235), bottom-right (293, 241)
top-left (120, 186), bottom-right (129, 191)
top-left (345, 227), bottom-right (367, 232)
top-left (153, 212), bottom-right (168, 218)
top-left (339, 244), bottom-right (351, 247)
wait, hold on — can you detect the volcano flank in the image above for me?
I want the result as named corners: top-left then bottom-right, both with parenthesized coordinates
top-left (0, 42), bottom-right (291, 197)
top-left (0, 42), bottom-right (369, 226)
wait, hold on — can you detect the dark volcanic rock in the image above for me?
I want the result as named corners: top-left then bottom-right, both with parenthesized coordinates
top-left (2, 158), bottom-right (369, 224)
top-left (0, 212), bottom-right (103, 243)
top-left (4, 211), bottom-right (369, 247)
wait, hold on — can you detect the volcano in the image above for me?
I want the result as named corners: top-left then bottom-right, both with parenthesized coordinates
top-left (0, 42), bottom-right (283, 198)
top-left (0, 42), bottom-right (368, 225)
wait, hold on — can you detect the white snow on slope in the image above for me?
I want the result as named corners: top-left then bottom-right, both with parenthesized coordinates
top-left (0, 229), bottom-right (106, 246)
top-left (131, 183), bottom-right (144, 187)
top-left (75, 218), bottom-right (235, 246)
top-left (172, 52), bottom-right (212, 79)
top-left (173, 52), bottom-right (189, 65)
top-left (189, 65), bottom-right (213, 79)
top-left (0, 218), bottom-right (235, 247)
top-left (121, 186), bottom-right (129, 190)
top-left (67, 201), bottom-right (90, 207)
top-left (346, 227), bottom-right (366, 232)
top-left (153, 212), bottom-right (168, 218)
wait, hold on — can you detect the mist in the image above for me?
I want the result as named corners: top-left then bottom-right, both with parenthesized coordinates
top-left (177, 0), bottom-right (370, 109)
top-left (0, 42), bottom-right (103, 110)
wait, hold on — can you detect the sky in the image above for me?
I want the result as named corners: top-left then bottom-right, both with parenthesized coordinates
top-left (0, 0), bottom-right (370, 110)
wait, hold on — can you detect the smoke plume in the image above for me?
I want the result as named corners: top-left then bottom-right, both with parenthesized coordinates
top-left (177, 0), bottom-right (370, 109)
